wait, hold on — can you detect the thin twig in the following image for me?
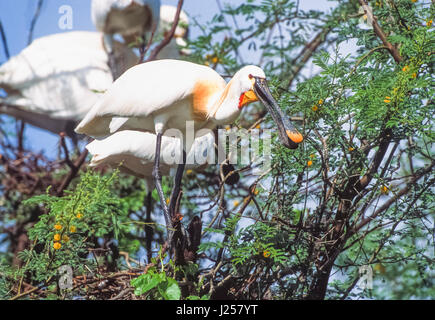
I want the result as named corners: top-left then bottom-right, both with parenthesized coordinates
top-left (0, 19), bottom-right (10, 59)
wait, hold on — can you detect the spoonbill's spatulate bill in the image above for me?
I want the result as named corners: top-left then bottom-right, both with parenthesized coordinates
top-left (76, 59), bottom-right (303, 232)
top-left (0, 31), bottom-right (137, 138)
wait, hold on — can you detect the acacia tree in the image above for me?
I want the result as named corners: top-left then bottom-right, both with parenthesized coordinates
top-left (0, 0), bottom-right (433, 300)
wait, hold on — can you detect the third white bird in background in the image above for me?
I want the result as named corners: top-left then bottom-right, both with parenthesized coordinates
top-left (91, 0), bottom-right (161, 77)
top-left (156, 4), bottom-right (190, 60)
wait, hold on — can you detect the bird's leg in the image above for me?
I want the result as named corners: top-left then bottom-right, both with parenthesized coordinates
top-left (168, 149), bottom-right (186, 218)
top-left (152, 133), bottom-right (171, 234)
top-left (145, 191), bottom-right (153, 264)
top-left (167, 150), bottom-right (186, 256)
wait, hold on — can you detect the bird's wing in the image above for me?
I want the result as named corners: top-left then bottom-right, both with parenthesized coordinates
top-left (0, 31), bottom-right (137, 121)
top-left (86, 130), bottom-right (181, 173)
top-left (86, 129), bottom-right (215, 174)
top-left (75, 59), bottom-right (225, 138)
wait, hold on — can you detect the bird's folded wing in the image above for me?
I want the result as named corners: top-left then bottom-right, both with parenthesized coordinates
top-left (75, 60), bottom-right (223, 138)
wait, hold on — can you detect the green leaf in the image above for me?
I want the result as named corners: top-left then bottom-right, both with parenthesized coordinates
top-left (165, 278), bottom-right (181, 300)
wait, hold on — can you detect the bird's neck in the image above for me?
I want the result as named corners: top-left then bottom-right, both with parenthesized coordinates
top-left (209, 79), bottom-right (242, 125)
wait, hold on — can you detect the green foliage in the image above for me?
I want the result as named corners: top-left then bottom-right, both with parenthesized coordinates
top-left (131, 267), bottom-right (181, 300)
top-left (1, 0), bottom-right (433, 300)
top-left (13, 169), bottom-right (132, 288)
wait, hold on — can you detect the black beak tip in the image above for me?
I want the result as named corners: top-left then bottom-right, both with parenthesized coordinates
top-left (282, 138), bottom-right (300, 149)
top-left (287, 140), bottom-right (300, 149)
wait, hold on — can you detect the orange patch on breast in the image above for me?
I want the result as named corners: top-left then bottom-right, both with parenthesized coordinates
top-left (192, 80), bottom-right (223, 122)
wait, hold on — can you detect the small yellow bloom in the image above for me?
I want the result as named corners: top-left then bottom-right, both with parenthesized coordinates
top-left (427, 20), bottom-right (433, 27)
top-left (62, 235), bottom-right (70, 242)
top-left (76, 213), bottom-right (83, 219)
top-left (402, 65), bottom-right (409, 72)
top-left (385, 96), bottom-right (391, 100)
top-left (411, 72), bottom-right (417, 79)
top-left (381, 185), bottom-right (389, 195)
top-left (307, 160), bottom-right (313, 167)
top-left (54, 234), bottom-right (61, 241)
top-left (233, 200), bottom-right (240, 207)
top-left (411, 0), bottom-right (417, 3)
top-left (311, 105), bottom-right (318, 111)
top-left (263, 250), bottom-right (271, 258)
top-left (318, 99), bottom-right (324, 105)
top-left (70, 225), bottom-right (76, 233)
top-left (54, 224), bottom-right (62, 230)
top-left (166, 198), bottom-right (170, 205)
top-left (253, 188), bottom-right (259, 195)
top-left (53, 242), bottom-right (61, 250)
top-left (186, 169), bottom-right (193, 175)
top-left (309, 154), bottom-right (315, 159)
top-left (348, 147), bottom-right (355, 152)
top-left (225, 125), bottom-right (231, 131)
top-left (205, 54), bottom-right (219, 64)
top-left (374, 263), bottom-right (386, 274)
top-left (363, 14), bottom-right (367, 20)
top-left (255, 124), bottom-right (261, 129)
top-left (384, 99), bottom-right (391, 103)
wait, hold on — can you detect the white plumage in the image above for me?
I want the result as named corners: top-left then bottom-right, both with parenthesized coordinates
top-left (75, 60), bottom-right (222, 138)
top-left (76, 59), bottom-right (303, 148)
top-left (86, 130), bottom-right (215, 190)
top-left (0, 31), bottom-right (137, 135)
top-left (156, 5), bottom-right (190, 60)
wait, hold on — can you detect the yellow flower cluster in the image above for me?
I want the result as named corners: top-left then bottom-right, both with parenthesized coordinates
top-left (307, 153), bottom-right (315, 167)
top-left (204, 54), bottom-right (220, 66)
top-left (52, 211), bottom-right (82, 249)
top-left (384, 96), bottom-right (391, 103)
top-left (311, 99), bottom-right (323, 112)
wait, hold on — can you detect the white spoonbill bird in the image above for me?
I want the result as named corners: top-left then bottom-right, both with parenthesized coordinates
top-left (155, 5), bottom-right (190, 60)
top-left (91, 0), bottom-right (161, 77)
top-left (75, 59), bottom-right (303, 227)
top-left (0, 31), bottom-right (137, 139)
